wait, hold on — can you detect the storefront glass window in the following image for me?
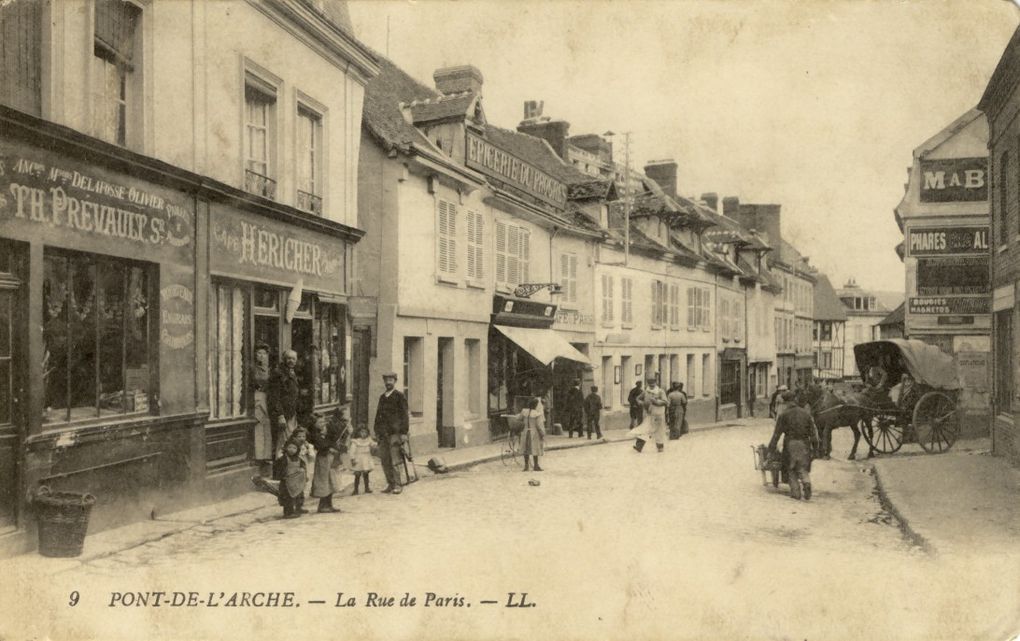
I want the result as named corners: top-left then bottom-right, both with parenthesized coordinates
top-left (210, 282), bottom-right (248, 420)
top-left (43, 251), bottom-right (153, 423)
top-left (314, 302), bottom-right (343, 405)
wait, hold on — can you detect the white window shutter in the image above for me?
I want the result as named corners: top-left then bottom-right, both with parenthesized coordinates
top-left (520, 229), bottom-right (530, 282)
top-left (437, 201), bottom-right (449, 274)
top-left (466, 211), bottom-right (476, 278)
top-left (507, 225), bottom-right (520, 285)
top-left (496, 220), bottom-right (506, 283)
top-left (448, 204), bottom-right (457, 273)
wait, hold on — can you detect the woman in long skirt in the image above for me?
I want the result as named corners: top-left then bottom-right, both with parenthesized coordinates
top-left (519, 397), bottom-right (546, 472)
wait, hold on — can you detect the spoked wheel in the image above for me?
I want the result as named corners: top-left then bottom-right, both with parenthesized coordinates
top-left (500, 433), bottom-right (520, 466)
top-left (913, 391), bottom-right (959, 454)
top-left (860, 412), bottom-right (904, 454)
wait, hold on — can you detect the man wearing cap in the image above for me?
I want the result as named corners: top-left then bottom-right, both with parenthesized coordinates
top-left (373, 371), bottom-right (409, 494)
top-left (634, 376), bottom-right (668, 453)
top-left (269, 349), bottom-right (301, 460)
top-left (767, 391), bottom-right (820, 500)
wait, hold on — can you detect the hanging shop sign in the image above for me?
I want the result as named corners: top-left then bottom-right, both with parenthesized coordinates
top-left (918, 157), bottom-right (988, 203)
top-left (915, 256), bottom-right (989, 296)
top-left (908, 297), bottom-right (989, 315)
top-left (466, 132), bottom-right (567, 208)
top-left (907, 226), bottom-right (990, 256)
top-left (0, 140), bottom-right (194, 261)
top-left (209, 205), bottom-right (346, 295)
top-left (491, 294), bottom-right (556, 328)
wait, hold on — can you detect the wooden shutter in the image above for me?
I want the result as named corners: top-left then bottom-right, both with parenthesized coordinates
top-left (520, 228), bottom-right (530, 283)
top-left (569, 255), bottom-right (578, 302)
top-left (466, 211), bottom-right (476, 278)
top-left (471, 212), bottom-right (484, 279)
top-left (495, 220), bottom-right (507, 283)
top-left (507, 224), bottom-right (520, 285)
top-left (1, 0), bottom-right (43, 115)
top-left (437, 200), bottom-right (457, 275)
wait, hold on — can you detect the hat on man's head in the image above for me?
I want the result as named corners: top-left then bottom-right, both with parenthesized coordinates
top-left (382, 371), bottom-right (398, 380)
top-left (255, 342), bottom-right (270, 351)
top-left (781, 391), bottom-right (796, 402)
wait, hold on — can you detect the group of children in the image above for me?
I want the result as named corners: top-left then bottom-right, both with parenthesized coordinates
top-left (272, 412), bottom-right (379, 519)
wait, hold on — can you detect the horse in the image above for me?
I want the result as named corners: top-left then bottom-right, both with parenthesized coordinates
top-left (798, 384), bottom-right (873, 460)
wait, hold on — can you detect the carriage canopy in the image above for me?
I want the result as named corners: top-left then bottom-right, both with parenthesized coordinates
top-left (853, 339), bottom-right (961, 391)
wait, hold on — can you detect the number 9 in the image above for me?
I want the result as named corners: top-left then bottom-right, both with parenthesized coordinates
top-left (68, 591), bottom-right (79, 607)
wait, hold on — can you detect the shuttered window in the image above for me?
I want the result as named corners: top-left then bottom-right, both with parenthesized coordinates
top-left (734, 301), bottom-right (742, 341)
top-left (466, 210), bottom-right (484, 280)
top-left (601, 274), bottom-right (614, 323)
top-left (495, 221), bottom-right (529, 287)
top-left (437, 200), bottom-right (458, 277)
top-left (720, 299), bottom-right (730, 338)
top-left (669, 284), bottom-right (679, 328)
top-left (560, 253), bottom-right (578, 303)
top-left (621, 278), bottom-right (633, 324)
top-left (0, 0), bottom-right (42, 115)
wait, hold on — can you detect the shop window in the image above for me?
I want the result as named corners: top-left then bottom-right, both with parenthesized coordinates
top-left (437, 200), bottom-right (459, 278)
top-left (466, 210), bottom-right (484, 282)
top-left (0, 0), bottom-right (43, 115)
top-left (403, 337), bottom-right (423, 416)
top-left (495, 221), bottom-right (530, 287)
top-left (43, 251), bottom-right (154, 423)
top-left (314, 302), bottom-right (344, 405)
top-left (296, 105), bottom-right (323, 215)
top-left (210, 282), bottom-right (249, 420)
top-left (244, 74), bottom-right (277, 199)
top-left (560, 253), bottom-right (578, 305)
top-left (466, 339), bottom-right (481, 415)
top-left (621, 277), bottom-right (633, 324)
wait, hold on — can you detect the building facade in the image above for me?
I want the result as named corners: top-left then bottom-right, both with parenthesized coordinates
top-left (893, 108), bottom-right (991, 435)
top-left (837, 279), bottom-right (902, 378)
top-left (979, 25), bottom-right (1020, 464)
top-left (0, 0), bottom-right (377, 554)
top-left (813, 274), bottom-right (847, 380)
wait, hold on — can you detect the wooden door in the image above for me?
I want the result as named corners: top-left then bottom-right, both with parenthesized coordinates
top-left (0, 262), bottom-right (23, 530)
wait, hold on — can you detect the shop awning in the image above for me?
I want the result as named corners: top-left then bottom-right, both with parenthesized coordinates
top-left (493, 325), bottom-right (592, 366)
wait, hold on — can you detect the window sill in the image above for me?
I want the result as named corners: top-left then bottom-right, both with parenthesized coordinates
top-left (466, 279), bottom-right (486, 290)
top-left (601, 322), bottom-right (616, 329)
top-left (436, 275), bottom-right (461, 287)
top-left (651, 325), bottom-right (663, 331)
top-left (495, 284), bottom-right (513, 295)
top-left (670, 326), bottom-right (680, 332)
top-left (622, 323), bottom-right (635, 330)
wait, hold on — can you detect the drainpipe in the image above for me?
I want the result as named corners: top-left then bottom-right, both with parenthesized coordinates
top-left (714, 272), bottom-right (720, 423)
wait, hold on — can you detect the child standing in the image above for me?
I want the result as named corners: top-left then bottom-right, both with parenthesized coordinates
top-left (308, 411), bottom-right (345, 514)
top-left (278, 439), bottom-right (307, 519)
top-left (349, 427), bottom-right (375, 495)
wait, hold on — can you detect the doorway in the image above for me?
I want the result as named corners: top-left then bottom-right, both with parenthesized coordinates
top-left (0, 240), bottom-right (24, 530)
top-left (437, 337), bottom-right (455, 447)
top-left (351, 327), bottom-right (371, 432)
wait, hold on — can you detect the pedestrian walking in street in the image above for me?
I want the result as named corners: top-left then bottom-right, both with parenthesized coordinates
top-left (308, 410), bottom-right (347, 513)
top-left (628, 381), bottom-right (644, 428)
top-left (518, 397), bottom-right (546, 471)
top-left (278, 438), bottom-right (307, 519)
top-left (373, 371), bottom-right (410, 495)
top-left (583, 386), bottom-right (603, 439)
top-left (269, 349), bottom-right (301, 462)
top-left (350, 427), bottom-right (375, 495)
top-left (767, 392), bottom-right (820, 501)
top-left (769, 384), bottom-right (788, 419)
top-left (565, 379), bottom-right (585, 438)
top-left (667, 382), bottom-right (688, 439)
top-left (630, 376), bottom-right (668, 453)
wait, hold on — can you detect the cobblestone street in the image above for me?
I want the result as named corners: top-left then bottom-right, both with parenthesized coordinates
top-left (4, 419), bottom-right (1019, 641)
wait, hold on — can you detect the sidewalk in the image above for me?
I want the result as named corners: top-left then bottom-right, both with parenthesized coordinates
top-left (871, 437), bottom-right (1020, 556)
top-left (1, 416), bottom-right (763, 574)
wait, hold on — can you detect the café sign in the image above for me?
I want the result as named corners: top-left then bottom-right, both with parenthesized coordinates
top-left (907, 226), bottom-right (990, 256)
top-left (466, 132), bottom-right (568, 208)
top-left (919, 157), bottom-right (988, 203)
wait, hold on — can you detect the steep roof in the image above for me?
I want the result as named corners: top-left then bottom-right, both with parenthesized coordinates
top-left (813, 274), bottom-right (847, 321)
top-left (407, 91), bottom-right (480, 125)
top-left (481, 124), bottom-right (592, 186)
top-left (878, 302), bottom-right (905, 327)
top-left (362, 56), bottom-right (439, 152)
top-left (568, 178), bottom-right (617, 201)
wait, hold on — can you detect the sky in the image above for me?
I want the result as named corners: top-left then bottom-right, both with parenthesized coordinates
top-left (349, 0), bottom-right (1019, 293)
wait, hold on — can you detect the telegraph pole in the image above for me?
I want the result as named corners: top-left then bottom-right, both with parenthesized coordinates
top-left (604, 130), bottom-right (632, 267)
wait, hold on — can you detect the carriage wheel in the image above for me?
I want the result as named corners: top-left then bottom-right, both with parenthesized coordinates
top-left (913, 391), bottom-right (959, 454)
top-left (860, 412), bottom-right (904, 454)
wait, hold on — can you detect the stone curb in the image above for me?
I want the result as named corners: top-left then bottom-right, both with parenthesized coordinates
top-left (869, 462), bottom-right (936, 556)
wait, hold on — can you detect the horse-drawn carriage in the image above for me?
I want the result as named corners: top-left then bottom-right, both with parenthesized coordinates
top-left (849, 339), bottom-right (962, 455)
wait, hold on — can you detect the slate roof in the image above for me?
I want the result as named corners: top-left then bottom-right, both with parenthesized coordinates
top-left (481, 124), bottom-right (592, 186)
top-left (407, 92), bottom-right (478, 125)
top-left (878, 302), bottom-right (905, 327)
top-left (568, 179), bottom-right (617, 201)
top-left (813, 274), bottom-right (848, 321)
top-left (362, 56), bottom-right (440, 152)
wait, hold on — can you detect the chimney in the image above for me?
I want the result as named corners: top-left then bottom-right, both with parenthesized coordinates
top-left (722, 196), bottom-right (740, 219)
top-left (523, 100), bottom-right (544, 120)
top-left (517, 108), bottom-right (571, 160)
top-left (700, 192), bottom-right (719, 213)
top-left (643, 160), bottom-right (678, 198)
top-left (737, 203), bottom-right (782, 249)
top-left (433, 65), bottom-right (484, 96)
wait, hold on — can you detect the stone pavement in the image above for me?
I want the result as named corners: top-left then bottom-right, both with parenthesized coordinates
top-left (871, 436), bottom-right (1020, 557)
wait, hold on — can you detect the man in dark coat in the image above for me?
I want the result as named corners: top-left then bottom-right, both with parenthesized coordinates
top-left (583, 386), bottom-right (603, 440)
top-left (373, 371), bottom-right (409, 495)
top-left (565, 380), bottom-right (585, 438)
top-left (269, 349), bottom-right (300, 461)
top-left (767, 392), bottom-right (820, 500)
top-left (627, 381), bottom-right (644, 428)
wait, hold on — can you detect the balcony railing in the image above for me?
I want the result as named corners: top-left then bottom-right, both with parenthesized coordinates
top-left (245, 170), bottom-right (277, 200)
top-left (297, 190), bottom-right (323, 216)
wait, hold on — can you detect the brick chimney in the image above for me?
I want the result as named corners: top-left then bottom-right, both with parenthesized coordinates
top-left (722, 196), bottom-right (740, 219)
top-left (517, 105), bottom-right (571, 160)
top-left (643, 160), bottom-right (678, 198)
top-left (433, 65), bottom-right (484, 96)
top-left (737, 203), bottom-right (782, 249)
top-left (700, 192), bottom-right (719, 213)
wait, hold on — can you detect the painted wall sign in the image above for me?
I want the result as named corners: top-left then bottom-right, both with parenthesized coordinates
top-left (466, 132), bottom-right (568, 208)
top-left (907, 226), bottom-right (990, 256)
top-left (918, 157), bottom-right (988, 203)
top-left (160, 284), bottom-right (195, 349)
top-left (909, 297), bottom-right (989, 315)
top-left (210, 206), bottom-right (346, 295)
top-left (0, 140), bottom-right (194, 261)
top-left (556, 308), bottom-right (594, 326)
top-left (916, 256), bottom-right (989, 295)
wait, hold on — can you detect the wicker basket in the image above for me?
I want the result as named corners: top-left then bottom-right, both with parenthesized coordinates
top-left (34, 486), bottom-right (97, 558)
